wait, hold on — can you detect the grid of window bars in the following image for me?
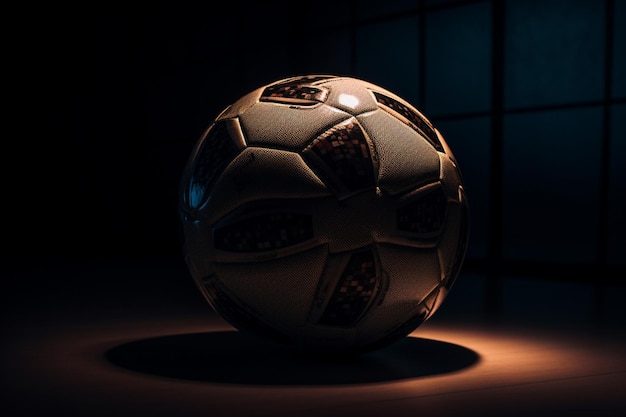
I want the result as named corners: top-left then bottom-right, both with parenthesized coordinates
top-left (290, 0), bottom-right (625, 310)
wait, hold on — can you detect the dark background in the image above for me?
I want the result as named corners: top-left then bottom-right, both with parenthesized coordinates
top-left (4, 0), bottom-right (625, 325)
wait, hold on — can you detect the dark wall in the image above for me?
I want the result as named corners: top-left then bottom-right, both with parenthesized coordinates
top-left (6, 1), bottom-right (625, 286)
top-left (7, 8), bottom-right (305, 265)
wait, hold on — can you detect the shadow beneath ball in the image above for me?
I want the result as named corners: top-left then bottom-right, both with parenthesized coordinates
top-left (105, 331), bottom-right (479, 385)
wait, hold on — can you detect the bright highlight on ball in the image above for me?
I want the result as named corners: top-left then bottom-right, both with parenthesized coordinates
top-left (179, 75), bottom-right (469, 354)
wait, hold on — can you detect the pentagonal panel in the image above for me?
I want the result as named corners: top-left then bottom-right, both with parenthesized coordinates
top-left (373, 91), bottom-right (444, 152)
top-left (317, 249), bottom-right (382, 327)
top-left (213, 212), bottom-right (314, 252)
top-left (302, 118), bottom-right (378, 199)
top-left (260, 75), bottom-right (336, 106)
top-left (396, 183), bottom-right (448, 238)
top-left (202, 147), bottom-right (331, 224)
top-left (211, 245), bottom-right (329, 329)
top-left (358, 110), bottom-right (440, 195)
top-left (181, 119), bottom-right (244, 213)
top-left (239, 101), bottom-right (351, 149)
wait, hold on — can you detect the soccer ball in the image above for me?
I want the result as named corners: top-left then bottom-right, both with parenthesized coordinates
top-left (179, 75), bottom-right (469, 354)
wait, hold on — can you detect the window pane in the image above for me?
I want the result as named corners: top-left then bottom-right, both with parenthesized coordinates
top-left (505, 0), bottom-right (605, 108)
top-left (355, 17), bottom-right (420, 105)
top-left (608, 104), bottom-right (626, 265)
top-left (435, 117), bottom-right (491, 259)
top-left (502, 278), bottom-right (597, 325)
top-left (613, 0), bottom-right (626, 99)
top-left (356, 0), bottom-right (419, 21)
top-left (502, 107), bottom-right (603, 263)
top-left (425, 2), bottom-right (492, 116)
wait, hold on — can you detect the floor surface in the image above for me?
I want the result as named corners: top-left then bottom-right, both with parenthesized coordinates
top-left (2, 260), bottom-right (625, 417)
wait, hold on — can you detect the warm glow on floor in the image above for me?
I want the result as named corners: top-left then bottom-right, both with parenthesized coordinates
top-left (5, 313), bottom-right (624, 416)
